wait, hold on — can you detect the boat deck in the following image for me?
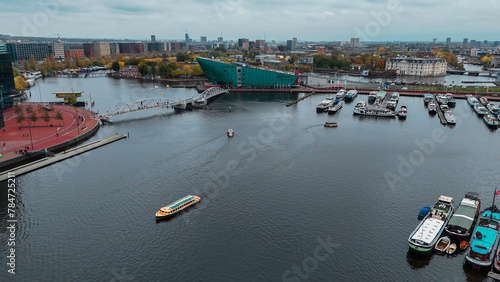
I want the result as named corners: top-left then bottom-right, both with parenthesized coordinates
top-left (411, 217), bottom-right (445, 244)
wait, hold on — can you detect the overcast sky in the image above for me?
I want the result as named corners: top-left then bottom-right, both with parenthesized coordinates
top-left (2, 0), bottom-right (499, 42)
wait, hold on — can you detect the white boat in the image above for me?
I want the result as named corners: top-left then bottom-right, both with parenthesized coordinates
top-left (467, 95), bottom-right (479, 106)
top-left (428, 102), bottom-right (437, 113)
top-left (440, 104), bottom-right (450, 112)
top-left (335, 90), bottom-right (346, 101)
top-left (387, 101), bottom-right (397, 110)
top-left (486, 103), bottom-right (500, 117)
top-left (391, 92), bottom-right (400, 100)
top-left (444, 111), bottom-right (456, 124)
top-left (480, 97), bottom-right (489, 106)
top-left (447, 243), bottom-right (457, 255)
top-left (353, 107), bottom-right (397, 117)
top-left (474, 104), bottom-right (489, 116)
top-left (191, 98), bottom-right (207, 109)
top-left (327, 101), bottom-right (343, 114)
top-left (408, 195), bottom-right (454, 255)
top-left (354, 100), bottom-right (367, 108)
top-left (316, 98), bottom-right (335, 112)
top-left (423, 94), bottom-right (434, 104)
top-left (397, 104), bottom-right (407, 119)
top-left (435, 236), bottom-right (451, 253)
top-left (227, 129), bottom-right (234, 137)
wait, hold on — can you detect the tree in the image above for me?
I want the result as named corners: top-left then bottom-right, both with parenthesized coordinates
top-left (49, 54), bottom-right (57, 69)
top-left (378, 47), bottom-right (386, 55)
top-left (55, 111), bottom-right (64, 125)
top-left (65, 56), bottom-right (72, 68)
top-left (116, 53), bottom-right (124, 62)
top-left (192, 64), bottom-right (204, 77)
top-left (22, 60), bottom-right (30, 71)
top-left (14, 105), bottom-right (23, 115)
top-left (74, 54), bottom-right (82, 68)
top-left (288, 54), bottom-right (299, 64)
top-left (298, 65), bottom-right (312, 72)
top-left (375, 58), bottom-right (385, 69)
top-left (111, 61), bottom-right (120, 72)
top-left (42, 110), bottom-right (51, 126)
top-left (30, 111), bottom-right (38, 126)
top-left (138, 62), bottom-right (149, 75)
top-left (30, 55), bottom-right (37, 70)
top-left (16, 111), bottom-right (25, 126)
top-left (14, 76), bottom-right (27, 93)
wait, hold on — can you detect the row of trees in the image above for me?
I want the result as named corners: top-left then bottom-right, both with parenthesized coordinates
top-left (15, 104), bottom-right (64, 127)
top-left (110, 55), bottom-right (205, 78)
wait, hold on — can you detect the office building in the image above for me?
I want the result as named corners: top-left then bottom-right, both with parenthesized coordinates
top-left (432, 38), bottom-right (437, 43)
top-left (463, 38), bottom-right (468, 45)
top-left (0, 51), bottom-right (15, 129)
top-left (286, 38), bottom-right (297, 51)
top-left (83, 42), bottom-right (111, 58)
top-left (351, 38), bottom-right (360, 47)
top-left (6, 43), bottom-right (51, 61)
top-left (151, 35), bottom-right (156, 42)
top-left (201, 36), bottom-right (207, 46)
top-left (49, 43), bottom-right (65, 59)
top-left (446, 38), bottom-right (451, 44)
top-left (238, 38), bottom-right (249, 50)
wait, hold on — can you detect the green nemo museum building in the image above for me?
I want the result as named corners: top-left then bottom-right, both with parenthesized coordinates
top-left (196, 57), bottom-right (298, 88)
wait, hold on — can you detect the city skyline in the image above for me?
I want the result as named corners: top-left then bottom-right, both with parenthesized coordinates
top-left (2, 0), bottom-right (499, 42)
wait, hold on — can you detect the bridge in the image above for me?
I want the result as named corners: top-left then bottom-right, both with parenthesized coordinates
top-left (97, 87), bottom-right (228, 121)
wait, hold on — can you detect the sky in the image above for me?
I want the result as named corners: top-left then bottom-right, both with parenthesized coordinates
top-left (2, 0), bottom-right (499, 42)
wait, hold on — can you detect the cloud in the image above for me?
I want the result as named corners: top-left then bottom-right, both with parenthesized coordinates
top-left (3, 0), bottom-right (500, 41)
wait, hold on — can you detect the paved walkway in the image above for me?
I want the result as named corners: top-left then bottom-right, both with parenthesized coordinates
top-left (0, 103), bottom-right (99, 163)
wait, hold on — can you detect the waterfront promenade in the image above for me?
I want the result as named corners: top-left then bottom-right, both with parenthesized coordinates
top-left (0, 103), bottom-right (98, 165)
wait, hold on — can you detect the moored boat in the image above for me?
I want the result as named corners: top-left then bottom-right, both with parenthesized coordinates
top-left (435, 236), bottom-right (451, 253)
top-left (474, 104), bottom-right (489, 116)
top-left (368, 91), bottom-right (377, 103)
top-left (155, 195), bottom-right (201, 219)
top-left (335, 90), bottom-right (346, 101)
top-left (192, 97), bottom-right (207, 109)
top-left (327, 101), bottom-right (343, 114)
top-left (355, 100), bottom-right (367, 108)
top-left (480, 97), bottom-right (489, 106)
top-left (436, 95), bottom-right (448, 105)
top-left (467, 95), bottom-right (479, 107)
top-left (408, 195), bottom-right (454, 255)
top-left (483, 114), bottom-right (499, 128)
top-left (324, 122), bottom-right (338, 127)
top-left (316, 98), bottom-right (334, 112)
top-left (344, 90), bottom-right (358, 101)
top-left (486, 103), bottom-right (500, 117)
top-left (423, 94), bottom-right (434, 104)
top-left (428, 102), bottom-right (437, 114)
top-left (397, 104), bottom-right (407, 119)
top-left (465, 193), bottom-right (500, 269)
top-left (444, 111), bottom-right (456, 124)
top-left (445, 192), bottom-right (481, 240)
top-left (353, 107), bottom-right (396, 117)
top-left (447, 243), bottom-right (457, 255)
top-left (445, 93), bottom-right (456, 107)
top-left (440, 104), bottom-right (450, 112)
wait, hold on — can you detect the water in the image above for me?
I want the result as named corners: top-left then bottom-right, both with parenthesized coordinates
top-left (1, 76), bottom-right (499, 281)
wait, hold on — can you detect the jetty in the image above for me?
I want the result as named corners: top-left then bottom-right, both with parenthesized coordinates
top-left (286, 92), bottom-right (316, 107)
top-left (0, 134), bottom-right (126, 182)
top-left (434, 97), bottom-right (448, 125)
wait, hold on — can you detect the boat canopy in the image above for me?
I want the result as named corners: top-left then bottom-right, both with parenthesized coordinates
top-left (447, 204), bottom-right (477, 230)
top-left (410, 217), bottom-right (445, 244)
top-left (164, 195), bottom-right (197, 211)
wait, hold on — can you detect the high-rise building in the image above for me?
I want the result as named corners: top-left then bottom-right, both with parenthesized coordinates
top-left (217, 37), bottom-right (223, 44)
top-left (201, 36), bottom-right (207, 46)
top-left (119, 42), bottom-right (144, 54)
top-left (238, 38), bottom-right (249, 50)
top-left (83, 42), bottom-right (111, 58)
top-left (286, 38), bottom-right (297, 51)
top-left (64, 43), bottom-right (84, 59)
top-left (446, 37), bottom-right (451, 44)
top-left (6, 43), bottom-right (51, 61)
top-left (350, 38), bottom-right (360, 47)
top-left (151, 35), bottom-right (156, 42)
top-left (49, 43), bottom-right (65, 59)
top-left (463, 38), bottom-right (468, 45)
top-left (0, 50), bottom-right (15, 128)
top-left (493, 41), bottom-right (500, 47)
top-left (185, 32), bottom-right (192, 44)
top-left (255, 40), bottom-right (266, 47)
top-left (432, 38), bottom-right (437, 43)
top-left (470, 40), bottom-right (477, 47)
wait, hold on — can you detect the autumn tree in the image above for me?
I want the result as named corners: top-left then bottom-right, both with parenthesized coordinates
top-left (29, 55), bottom-right (37, 70)
top-left (22, 60), bottom-right (30, 71)
top-left (378, 47), bottom-right (386, 55)
top-left (375, 58), bottom-right (385, 69)
top-left (74, 54), bottom-right (82, 68)
top-left (298, 65), bottom-right (312, 72)
top-left (55, 111), bottom-right (64, 125)
top-left (192, 64), bottom-right (204, 77)
top-left (43, 110), bottom-right (51, 126)
top-left (16, 111), bottom-right (25, 127)
top-left (65, 56), bottom-right (72, 68)
top-left (14, 76), bottom-right (27, 93)
top-left (30, 111), bottom-right (38, 126)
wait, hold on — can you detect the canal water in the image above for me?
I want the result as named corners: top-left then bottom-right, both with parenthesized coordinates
top-left (1, 76), bottom-right (499, 281)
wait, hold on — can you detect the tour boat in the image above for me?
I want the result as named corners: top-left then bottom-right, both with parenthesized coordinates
top-left (474, 104), bottom-right (489, 116)
top-left (323, 122), bottom-right (338, 127)
top-left (368, 91), bottom-right (377, 103)
top-left (428, 102), bottom-right (437, 114)
top-left (423, 94), bottom-right (434, 104)
top-left (397, 104), bottom-right (407, 119)
top-left (483, 114), bottom-right (499, 128)
top-left (444, 111), bottom-right (456, 124)
top-left (445, 192), bottom-right (481, 240)
top-left (408, 195), bottom-right (454, 255)
top-left (435, 236), bottom-right (451, 253)
top-left (353, 107), bottom-right (397, 117)
top-left (227, 129), bottom-right (234, 137)
top-left (344, 90), bottom-right (358, 101)
top-left (467, 95), bottom-right (479, 107)
top-left (316, 98), bottom-right (335, 112)
top-left (155, 195), bottom-right (201, 219)
top-left (465, 193), bottom-right (500, 269)
top-left (327, 101), bottom-right (343, 114)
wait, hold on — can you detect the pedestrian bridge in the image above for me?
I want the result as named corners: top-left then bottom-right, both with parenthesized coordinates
top-left (97, 87), bottom-right (228, 120)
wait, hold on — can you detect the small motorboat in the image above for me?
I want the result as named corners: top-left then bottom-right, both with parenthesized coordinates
top-left (324, 122), bottom-right (338, 127)
top-left (435, 236), bottom-right (451, 253)
top-left (460, 240), bottom-right (469, 251)
top-left (418, 206), bottom-right (430, 220)
top-left (227, 129), bottom-right (234, 137)
top-left (447, 243), bottom-right (457, 255)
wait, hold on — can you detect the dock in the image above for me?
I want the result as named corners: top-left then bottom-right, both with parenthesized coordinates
top-left (0, 134), bottom-right (127, 182)
top-left (434, 97), bottom-right (447, 125)
top-left (286, 92), bottom-right (316, 107)
top-left (367, 91), bottom-right (392, 110)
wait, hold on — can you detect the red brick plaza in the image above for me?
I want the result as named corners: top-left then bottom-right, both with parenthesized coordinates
top-left (0, 103), bottom-right (98, 162)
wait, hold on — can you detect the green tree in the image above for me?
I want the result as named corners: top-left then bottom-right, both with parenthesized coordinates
top-left (288, 54), bottom-right (299, 64)
top-left (111, 61), bottom-right (120, 72)
top-left (65, 56), bottom-right (72, 68)
top-left (55, 111), bottom-right (64, 125)
top-left (192, 64), bottom-right (204, 77)
top-left (16, 111), bottom-right (25, 126)
top-left (30, 111), bottom-right (38, 126)
top-left (74, 54), bottom-right (82, 68)
top-left (43, 110), bottom-right (51, 126)
top-left (29, 55), bottom-right (37, 70)
top-left (22, 60), bottom-right (30, 71)
top-left (138, 62), bottom-right (149, 75)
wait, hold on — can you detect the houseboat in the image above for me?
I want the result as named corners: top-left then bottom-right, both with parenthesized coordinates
top-left (445, 192), bottom-right (481, 240)
top-left (316, 98), bottom-right (335, 112)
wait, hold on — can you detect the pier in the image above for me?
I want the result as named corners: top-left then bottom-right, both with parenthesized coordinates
top-left (434, 97), bottom-right (447, 125)
top-left (0, 134), bottom-right (127, 182)
top-left (286, 92), bottom-right (316, 107)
